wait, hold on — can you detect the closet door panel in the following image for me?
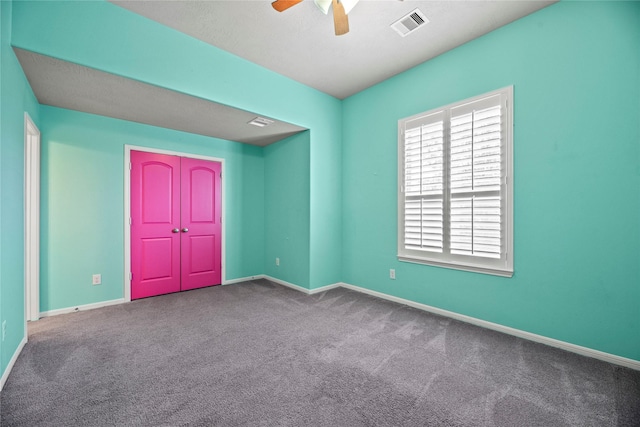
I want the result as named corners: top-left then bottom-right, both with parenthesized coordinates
top-left (131, 151), bottom-right (181, 299)
top-left (180, 157), bottom-right (222, 291)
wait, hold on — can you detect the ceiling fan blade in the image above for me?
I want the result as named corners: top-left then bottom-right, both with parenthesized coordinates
top-left (271, 0), bottom-right (303, 12)
top-left (332, 0), bottom-right (349, 35)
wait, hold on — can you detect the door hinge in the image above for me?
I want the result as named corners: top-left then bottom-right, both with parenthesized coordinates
top-left (129, 162), bottom-right (132, 170)
top-left (129, 217), bottom-right (132, 225)
top-left (129, 272), bottom-right (133, 281)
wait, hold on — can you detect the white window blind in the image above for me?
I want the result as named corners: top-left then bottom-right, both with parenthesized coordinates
top-left (403, 116), bottom-right (444, 253)
top-left (398, 87), bottom-right (513, 277)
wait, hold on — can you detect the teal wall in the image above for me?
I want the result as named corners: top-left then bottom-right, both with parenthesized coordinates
top-left (0, 0), bottom-right (40, 375)
top-left (40, 106), bottom-right (265, 311)
top-left (11, 0), bottom-right (343, 292)
top-left (342, 1), bottom-right (640, 360)
top-left (264, 132), bottom-right (311, 286)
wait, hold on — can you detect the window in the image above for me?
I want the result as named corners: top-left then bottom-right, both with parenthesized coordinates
top-left (398, 87), bottom-right (513, 277)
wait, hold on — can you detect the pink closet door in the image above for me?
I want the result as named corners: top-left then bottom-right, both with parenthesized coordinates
top-left (180, 157), bottom-right (222, 291)
top-left (130, 151), bottom-right (181, 299)
top-left (131, 151), bottom-right (222, 300)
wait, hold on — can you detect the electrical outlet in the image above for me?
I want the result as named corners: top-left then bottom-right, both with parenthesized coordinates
top-left (2, 320), bottom-right (6, 341)
top-left (92, 274), bottom-right (102, 285)
top-left (275, 258), bottom-right (280, 266)
top-left (390, 269), bottom-right (396, 280)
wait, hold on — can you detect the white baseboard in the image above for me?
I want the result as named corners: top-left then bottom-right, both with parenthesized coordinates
top-left (308, 282), bottom-right (342, 295)
top-left (39, 298), bottom-right (126, 318)
top-left (263, 275), bottom-right (312, 294)
top-left (263, 275), bottom-right (341, 295)
top-left (337, 282), bottom-right (640, 371)
top-left (223, 275), bottom-right (267, 285)
top-left (0, 335), bottom-right (27, 391)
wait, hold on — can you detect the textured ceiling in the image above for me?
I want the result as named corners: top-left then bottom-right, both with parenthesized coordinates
top-left (15, 49), bottom-right (306, 146)
top-left (112, 0), bottom-right (556, 99)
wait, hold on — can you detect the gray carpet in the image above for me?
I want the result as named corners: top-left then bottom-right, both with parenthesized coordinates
top-left (1, 279), bottom-right (639, 426)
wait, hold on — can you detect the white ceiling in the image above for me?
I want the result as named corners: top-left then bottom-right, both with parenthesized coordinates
top-left (18, 0), bottom-right (556, 145)
top-left (112, 0), bottom-right (556, 99)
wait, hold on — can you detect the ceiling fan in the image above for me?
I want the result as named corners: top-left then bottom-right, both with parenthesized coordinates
top-left (271, 0), bottom-right (360, 36)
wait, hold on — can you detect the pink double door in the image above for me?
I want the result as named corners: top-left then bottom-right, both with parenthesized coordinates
top-left (130, 151), bottom-right (222, 300)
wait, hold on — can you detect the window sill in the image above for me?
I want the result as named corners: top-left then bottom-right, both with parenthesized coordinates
top-left (398, 255), bottom-right (513, 278)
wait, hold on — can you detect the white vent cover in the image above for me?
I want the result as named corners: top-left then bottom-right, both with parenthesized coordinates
top-left (391, 9), bottom-right (429, 37)
top-left (248, 117), bottom-right (274, 127)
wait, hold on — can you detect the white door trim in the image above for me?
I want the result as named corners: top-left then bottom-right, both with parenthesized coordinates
top-left (123, 145), bottom-right (226, 302)
top-left (24, 112), bottom-right (40, 322)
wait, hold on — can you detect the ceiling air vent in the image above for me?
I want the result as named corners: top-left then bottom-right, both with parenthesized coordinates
top-left (391, 9), bottom-right (429, 37)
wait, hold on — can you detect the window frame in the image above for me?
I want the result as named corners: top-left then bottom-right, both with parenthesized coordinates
top-left (397, 86), bottom-right (514, 277)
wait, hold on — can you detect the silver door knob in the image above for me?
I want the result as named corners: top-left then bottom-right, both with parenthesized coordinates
top-left (172, 228), bottom-right (180, 233)
top-left (181, 228), bottom-right (189, 233)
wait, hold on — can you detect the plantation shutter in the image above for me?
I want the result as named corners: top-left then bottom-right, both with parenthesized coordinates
top-left (398, 87), bottom-right (512, 277)
top-left (449, 95), bottom-right (503, 259)
top-left (403, 112), bottom-right (444, 253)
